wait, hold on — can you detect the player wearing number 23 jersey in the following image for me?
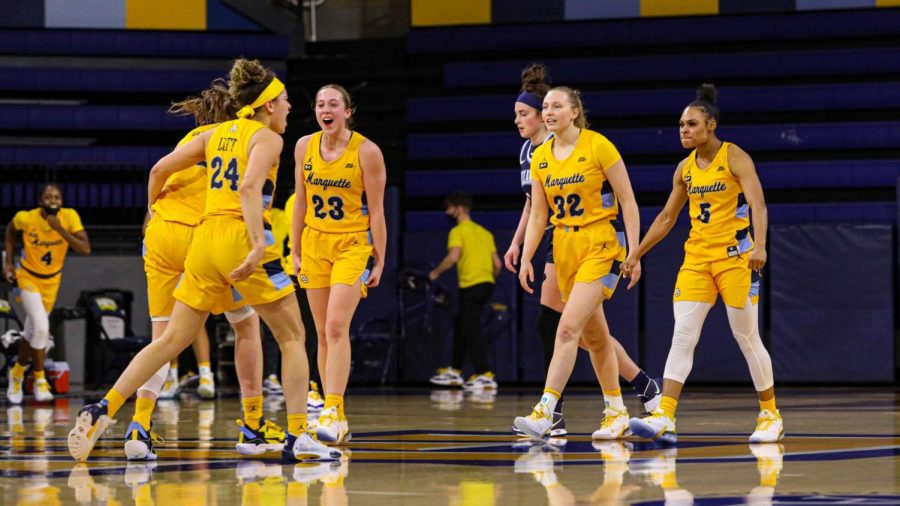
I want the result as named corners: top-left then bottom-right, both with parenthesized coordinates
top-left (173, 117), bottom-right (293, 310)
top-left (298, 130), bottom-right (374, 297)
top-left (530, 129), bottom-right (627, 302)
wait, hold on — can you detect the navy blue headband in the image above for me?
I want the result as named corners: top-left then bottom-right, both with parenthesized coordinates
top-left (516, 91), bottom-right (543, 111)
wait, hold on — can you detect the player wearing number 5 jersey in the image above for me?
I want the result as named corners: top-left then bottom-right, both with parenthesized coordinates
top-left (68, 59), bottom-right (341, 463)
top-left (624, 84), bottom-right (782, 445)
top-left (4, 184), bottom-right (90, 404)
top-left (514, 86), bottom-right (641, 441)
top-left (292, 84), bottom-right (387, 445)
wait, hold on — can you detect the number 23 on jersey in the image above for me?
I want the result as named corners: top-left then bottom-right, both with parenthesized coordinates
top-left (311, 195), bottom-right (345, 220)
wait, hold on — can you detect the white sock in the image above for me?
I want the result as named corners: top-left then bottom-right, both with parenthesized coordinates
top-left (539, 391), bottom-right (559, 414)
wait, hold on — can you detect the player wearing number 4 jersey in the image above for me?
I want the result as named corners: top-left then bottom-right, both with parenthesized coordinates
top-left (623, 84), bottom-right (782, 445)
top-left (292, 84), bottom-right (387, 445)
top-left (68, 58), bottom-right (341, 463)
top-left (513, 86), bottom-right (641, 441)
top-left (4, 184), bottom-right (91, 404)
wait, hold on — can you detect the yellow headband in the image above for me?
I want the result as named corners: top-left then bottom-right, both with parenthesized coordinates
top-left (236, 77), bottom-right (285, 119)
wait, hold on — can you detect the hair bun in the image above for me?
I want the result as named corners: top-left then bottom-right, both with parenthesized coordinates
top-left (229, 58), bottom-right (268, 93)
top-left (696, 83), bottom-right (717, 104)
top-left (520, 63), bottom-right (551, 95)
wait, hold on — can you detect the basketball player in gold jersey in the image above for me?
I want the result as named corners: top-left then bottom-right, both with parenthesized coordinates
top-left (292, 84), bottom-right (387, 444)
top-left (125, 80), bottom-right (285, 461)
top-left (504, 64), bottom-right (661, 439)
top-left (625, 84), bottom-right (782, 444)
top-left (68, 58), bottom-right (341, 463)
top-left (513, 86), bottom-right (641, 440)
top-left (4, 184), bottom-right (90, 404)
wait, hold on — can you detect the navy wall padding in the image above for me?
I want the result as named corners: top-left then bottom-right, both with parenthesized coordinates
top-left (405, 161), bottom-right (900, 197)
top-left (401, 229), bottom-right (518, 382)
top-left (407, 9), bottom-right (900, 54)
top-left (7, 104), bottom-right (193, 131)
top-left (0, 0), bottom-right (43, 28)
top-left (719, 0), bottom-right (796, 14)
top-left (642, 227), bottom-right (767, 384)
top-left (492, 0), bottom-right (564, 24)
top-left (444, 48), bottom-right (900, 88)
top-left (769, 224), bottom-right (894, 383)
top-left (767, 203), bottom-right (896, 224)
top-left (408, 122), bottom-right (900, 159)
top-left (0, 68), bottom-right (222, 93)
top-left (408, 83), bottom-right (900, 123)
top-left (207, 0), bottom-right (268, 31)
top-left (0, 146), bottom-right (169, 166)
top-left (0, 29), bottom-right (283, 57)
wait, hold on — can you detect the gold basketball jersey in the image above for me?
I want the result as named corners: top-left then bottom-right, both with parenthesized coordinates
top-left (682, 142), bottom-right (753, 263)
top-left (203, 119), bottom-right (276, 221)
top-left (530, 129), bottom-right (622, 228)
top-left (301, 131), bottom-right (370, 233)
top-left (13, 208), bottom-right (83, 275)
top-left (151, 124), bottom-right (217, 226)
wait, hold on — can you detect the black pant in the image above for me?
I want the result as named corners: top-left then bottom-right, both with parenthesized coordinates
top-left (262, 277), bottom-right (320, 385)
top-left (451, 282), bottom-right (495, 374)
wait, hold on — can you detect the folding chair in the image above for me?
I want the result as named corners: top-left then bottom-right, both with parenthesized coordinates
top-left (78, 289), bottom-right (150, 389)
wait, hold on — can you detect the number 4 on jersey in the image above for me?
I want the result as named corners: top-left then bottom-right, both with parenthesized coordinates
top-left (41, 251), bottom-right (52, 266)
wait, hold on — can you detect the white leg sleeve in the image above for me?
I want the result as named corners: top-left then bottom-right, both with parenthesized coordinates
top-left (137, 363), bottom-right (170, 398)
top-left (726, 298), bottom-right (774, 391)
top-left (663, 301), bottom-right (713, 383)
top-left (19, 290), bottom-right (49, 350)
top-left (224, 305), bottom-right (255, 324)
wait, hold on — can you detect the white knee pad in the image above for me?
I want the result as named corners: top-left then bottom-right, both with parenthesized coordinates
top-left (19, 290), bottom-right (50, 350)
top-left (663, 301), bottom-right (712, 383)
top-left (726, 299), bottom-right (774, 391)
top-left (225, 305), bottom-right (255, 324)
top-left (138, 363), bottom-right (171, 398)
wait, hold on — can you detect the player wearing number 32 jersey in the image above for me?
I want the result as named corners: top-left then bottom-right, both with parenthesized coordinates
top-left (531, 127), bottom-right (626, 302)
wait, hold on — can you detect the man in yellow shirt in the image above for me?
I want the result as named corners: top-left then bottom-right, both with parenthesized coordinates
top-left (429, 193), bottom-right (501, 391)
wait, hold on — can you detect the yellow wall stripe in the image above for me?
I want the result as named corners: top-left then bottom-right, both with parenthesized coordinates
top-left (411, 0), bottom-right (491, 27)
top-left (641, 0), bottom-right (718, 17)
top-left (125, 0), bottom-right (206, 30)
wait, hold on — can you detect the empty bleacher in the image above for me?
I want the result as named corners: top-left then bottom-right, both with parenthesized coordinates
top-left (0, 28), bottom-right (289, 248)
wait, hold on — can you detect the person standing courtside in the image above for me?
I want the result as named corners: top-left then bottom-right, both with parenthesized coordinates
top-left (429, 192), bottom-right (502, 391)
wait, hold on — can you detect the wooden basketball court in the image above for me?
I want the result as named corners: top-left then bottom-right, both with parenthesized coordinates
top-left (1, 387), bottom-right (897, 505)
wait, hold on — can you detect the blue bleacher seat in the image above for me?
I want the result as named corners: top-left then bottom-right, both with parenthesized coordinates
top-left (444, 47), bottom-right (900, 88)
top-left (0, 29), bottom-right (288, 59)
top-left (405, 161), bottom-right (900, 197)
top-left (408, 82), bottom-right (900, 124)
top-left (408, 8), bottom-right (900, 55)
top-left (408, 122), bottom-right (900, 159)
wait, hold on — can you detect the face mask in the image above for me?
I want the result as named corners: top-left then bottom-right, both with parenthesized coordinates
top-left (446, 209), bottom-right (457, 225)
top-left (41, 204), bottom-right (60, 216)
